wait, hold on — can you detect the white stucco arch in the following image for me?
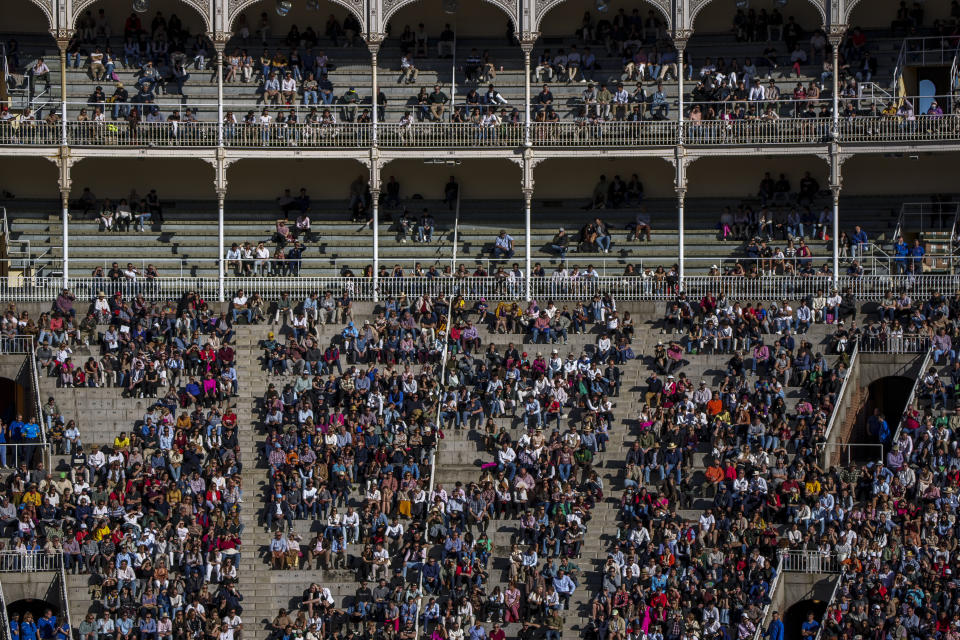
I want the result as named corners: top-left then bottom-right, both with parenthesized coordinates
top-left (536, 0), bottom-right (673, 34)
top-left (228, 0), bottom-right (365, 34)
top-left (71, 0), bottom-right (212, 32)
top-left (381, 0), bottom-right (519, 35)
top-left (689, 0), bottom-right (828, 31)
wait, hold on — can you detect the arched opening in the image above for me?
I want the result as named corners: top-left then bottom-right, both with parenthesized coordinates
top-left (223, 0), bottom-right (366, 123)
top-left (530, 157), bottom-right (672, 273)
top-left (685, 155), bottom-right (829, 275)
top-left (692, 0), bottom-right (824, 33)
top-left (380, 0), bottom-right (521, 119)
top-left (68, 0), bottom-right (213, 123)
top-left (72, 0), bottom-right (208, 39)
top-left (1, 0), bottom-right (56, 111)
top-left (55, 157), bottom-right (216, 278)
top-left (225, 158), bottom-right (367, 277)
top-left (6, 598), bottom-right (60, 625)
top-left (687, 1), bottom-right (826, 125)
top-left (377, 158), bottom-right (522, 277)
top-left (846, 0), bottom-right (954, 31)
top-left (784, 599), bottom-right (827, 640)
top-left (228, 0), bottom-right (357, 43)
top-left (538, 0), bottom-right (670, 37)
top-left (0, 0), bottom-right (53, 36)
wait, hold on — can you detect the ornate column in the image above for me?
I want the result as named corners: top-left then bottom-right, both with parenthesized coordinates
top-left (211, 150), bottom-right (231, 302)
top-left (829, 144), bottom-right (845, 286)
top-left (521, 149), bottom-right (538, 301)
top-left (674, 147), bottom-right (688, 288)
top-left (367, 34), bottom-right (384, 146)
top-left (56, 149), bottom-right (74, 289)
top-left (214, 40), bottom-right (226, 146)
top-left (828, 26), bottom-right (847, 139)
top-left (56, 32), bottom-right (72, 145)
top-left (519, 33), bottom-right (538, 147)
top-left (673, 30), bottom-right (692, 145)
top-left (369, 151), bottom-right (383, 301)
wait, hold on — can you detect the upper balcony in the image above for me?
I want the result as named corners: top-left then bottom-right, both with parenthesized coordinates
top-left (3, 107), bottom-right (958, 150)
top-left (2, 0), bottom-right (958, 151)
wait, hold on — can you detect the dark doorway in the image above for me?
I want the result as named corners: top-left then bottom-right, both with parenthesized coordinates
top-left (6, 598), bottom-right (60, 624)
top-left (860, 376), bottom-right (914, 453)
top-left (0, 377), bottom-right (19, 423)
top-left (784, 599), bottom-right (827, 640)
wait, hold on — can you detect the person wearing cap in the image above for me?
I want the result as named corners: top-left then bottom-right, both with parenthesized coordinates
top-left (550, 228), bottom-right (570, 259)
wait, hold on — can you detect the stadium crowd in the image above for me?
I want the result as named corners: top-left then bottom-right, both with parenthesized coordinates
top-left (1, 285), bottom-right (249, 640)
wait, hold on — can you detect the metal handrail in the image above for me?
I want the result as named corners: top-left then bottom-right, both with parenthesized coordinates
top-left (0, 550), bottom-right (63, 572)
top-left (822, 343), bottom-right (858, 445)
top-left (814, 570), bottom-right (846, 640)
top-left (28, 337), bottom-right (50, 471)
top-left (751, 552), bottom-right (784, 640)
top-left (893, 346), bottom-right (934, 446)
top-left (59, 555), bottom-right (73, 640)
top-left (0, 567), bottom-right (9, 640)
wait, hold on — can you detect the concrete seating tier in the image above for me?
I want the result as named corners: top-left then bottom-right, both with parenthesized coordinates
top-left (5, 31), bottom-right (904, 122)
top-left (8, 194), bottom-right (900, 279)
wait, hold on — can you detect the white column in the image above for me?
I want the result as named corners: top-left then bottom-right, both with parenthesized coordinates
top-left (217, 190), bottom-right (225, 302)
top-left (216, 45), bottom-right (224, 146)
top-left (61, 190), bottom-right (69, 289)
top-left (372, 189), bottom-right (380, 301)
top-left (677, 188), bottom-right (686, 286)
top-left (524, 189), bottom-right (532, 301)
top-left (832, 187), bottom-right (840, 286)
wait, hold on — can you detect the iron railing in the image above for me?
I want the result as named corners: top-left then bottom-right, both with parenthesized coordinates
top-left (5, 273), bottom-right (960, 302)
top-left (779, 550), bottom-right (842, 574)
top-left (0, 550), bottom-right (63, 572)
top-left (2, 115), bottom-right (960, 147)
top-left (857, 334), bottom-right (931, 353)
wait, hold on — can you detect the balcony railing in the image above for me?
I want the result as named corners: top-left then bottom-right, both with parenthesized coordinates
top-left (4, 115), bottom-right (960, 148)
top-left (6, 273), bottom-right (960, 303)
top-left (530, 121), bottom-right (676, 146)
top-left (779, 550), bottom-right (843, 574)
top-left (0, 550), bottom-right (63, 572)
